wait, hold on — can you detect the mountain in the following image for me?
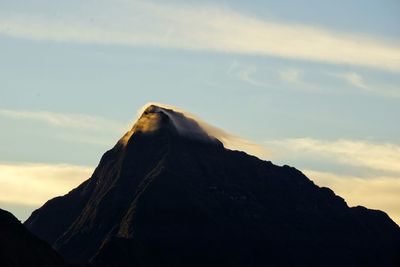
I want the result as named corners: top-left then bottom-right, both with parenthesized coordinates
top-left (0, 208), bottom-right (67, 267)
top-left (25, 105), bottom-right (400, 267)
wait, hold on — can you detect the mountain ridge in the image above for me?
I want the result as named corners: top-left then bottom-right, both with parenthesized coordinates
top-left (0, 208), bottom-right (67, 267)
top-left (24, 104), bottom-right (400, 266)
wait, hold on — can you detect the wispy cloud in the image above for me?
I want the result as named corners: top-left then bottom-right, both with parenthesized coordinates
top-left (265, 138), bottom-right (400, 224)
top-left (279, 68), bottom-right (318, 91)
top-left (304, 170), bottom-right (400, 224)
top-left (0, 109), bottom-right (125, 131)
top-left (228, 64), bottom-right (320, 92)
top-left (227, 61), bottom-right (272, 88)
top-left (279, 68), bottom-right (302, 84)
top-left (0, 1), bottom-right (399, 71)
top-left (267, 138), bottom-right (400, 175)
top-left (138, 102), bottom-right (269, 159)
top-left (0, 162), bottom-right (92, 206)
top-left (0, 108), bottom-right (129, 147)
top-left (337, 72), bottom-right (369, 90)
top-left (332, 72), bottom-right (400, 97)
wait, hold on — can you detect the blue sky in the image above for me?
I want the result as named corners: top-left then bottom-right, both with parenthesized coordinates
top-left (0, 0), bottom-right (399, 223)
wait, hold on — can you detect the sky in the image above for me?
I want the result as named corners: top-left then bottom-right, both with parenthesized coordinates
top-left (0, 0), bottom-right (399, 224)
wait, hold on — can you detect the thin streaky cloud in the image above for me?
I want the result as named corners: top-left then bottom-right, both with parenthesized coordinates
top-left (54, 134), bottom-right (116, 146)
top-left (279, 69), bottom-right (303, 84)
top-left (338, 72), bottom-right (369, 91)
top-left (237, 66), bottom-right (268, 88)
top-left (279, 68), bottom-right (319, 91)
top-left (0, 109), bottom-right (127, 132)
top-left (0, 1), bottom-right (399, 71)
top-left (266, 138), bottom-right (400, 175)
top-left (0, 162), bottom-right (92, 206)
top-left (304, 169), bottom-right (400, 225)
top-left (227, 62), bottom-right (272, 88)
top-left (331, 72), bottom-right (400, 97)
top-left (229, 64), bottom-right (319, 91)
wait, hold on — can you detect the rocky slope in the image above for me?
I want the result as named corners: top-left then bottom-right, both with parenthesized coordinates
top-left (25, 105), bottom-right (400, 267)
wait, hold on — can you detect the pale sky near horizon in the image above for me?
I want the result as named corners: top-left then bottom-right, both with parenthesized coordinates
top-left (1, 0), bottom-right (400, 224)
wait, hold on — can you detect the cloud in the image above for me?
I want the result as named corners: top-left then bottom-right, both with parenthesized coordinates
top-left (266, 137), bottom-right (400, 224)
top-left (304, 169), bottom-right (400, 225)
top-left (0, 103), bottom-right (267, 220)
top-left (227, 64), bottom-right (319, 92)
top-left (227, 62), bottom-right (271, 88)
top-left (279, 68), bottom-right (302, 84)
top-left (136, 103), bottom-right (269, 159)
top-left (337, 72), bottom-right (369, 90)
top-left (279, 68), bottom-right (318, 91)
top-left (332, 72), bottom-right (400, 97)
top-left (0, 1), bottom-right (399, 71)
top-left (0, 162), bottom-right (92, 206)
top-left (267, 138), bottom-right (400, 175)
top-left (0, 109), bottom-right (126, 132)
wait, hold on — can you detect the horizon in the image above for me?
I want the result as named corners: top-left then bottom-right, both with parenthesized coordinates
top-left (0, 0), bottom-right (399, 225)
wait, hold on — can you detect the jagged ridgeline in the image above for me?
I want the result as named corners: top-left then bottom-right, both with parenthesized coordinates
top-left (24, 104), bottom-right (400, 267)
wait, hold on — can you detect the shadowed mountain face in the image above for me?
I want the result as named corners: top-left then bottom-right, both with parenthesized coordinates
top-left (0, 208), bottom-right (66, 267)
top-left (25, 105), bottom-right (400, 267)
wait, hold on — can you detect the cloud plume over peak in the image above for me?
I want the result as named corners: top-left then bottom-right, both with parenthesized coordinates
top-left (133, 103), bottom-right (268, 159)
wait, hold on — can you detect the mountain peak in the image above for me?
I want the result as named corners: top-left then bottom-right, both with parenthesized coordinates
top-left (120, 104), bottom-right (220, 145)
top-left (24, 103), bottom-right (400, 267)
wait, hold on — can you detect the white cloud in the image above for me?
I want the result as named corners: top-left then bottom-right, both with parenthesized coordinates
top-left (338, 72), bottom-right (369, 90)
top-left (227, 64), bottom-right (319, 91)
top-left (279, 68), bottom-right (302, 84)
top-left (332, 72), bottom-right (400, 97)
top-left (236, 65), bottom-right (259, 86)
top-left (0, 108), bottom-right (127, 132)
top-left (304, 169), bottom-right (400, 225)
top-left (227, 62), bottom-right (271, 88)
top-left (267, 138), bottom-right (400, 175)
top-left (137, 102), bottom-right (269, 159)
top-left (266, 138), bottom-right (400, 223)
top-left (0, 162), bottom-right (92, 206)
top-left (279, 68), bottom-right (318, 91)
top-left (0, 1), bottom-right (399, 71)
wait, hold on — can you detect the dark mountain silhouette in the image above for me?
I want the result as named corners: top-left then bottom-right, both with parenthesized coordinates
top-left (0, 208), bottom-right (67, 267)
top-left (25, 105), bottom-right (400, 267)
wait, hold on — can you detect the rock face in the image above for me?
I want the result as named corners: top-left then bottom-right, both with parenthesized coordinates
top-left (25, 105), bottom-right (400, 266)
top-left (0, 208), bottom-right (66, 267)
